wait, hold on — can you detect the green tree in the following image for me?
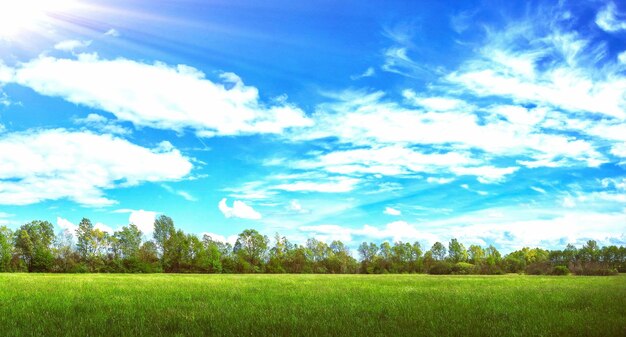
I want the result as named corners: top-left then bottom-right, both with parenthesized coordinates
top-left (114, 224), bottom-right (143, 260)
top-left (14, 220), bottom-right (55, 272)
top-left (430, 242), bottom-right (447, 261)
top-left (153, 215), bottom-right (175, 256)
top-left (358, 242), bottom-right (378, 274)
top-left (468, 245), bottom-right (484, 265)
top-left (0, 226), bottom-right (13, 272)
top-left (76, 218), bottom-right (95, 260)
top-left (233, 229), bottom-right (269, 272)
top-left (448, 239), bottom-right (468, 263)
top-left (52, 229), bottom-right (78, 273)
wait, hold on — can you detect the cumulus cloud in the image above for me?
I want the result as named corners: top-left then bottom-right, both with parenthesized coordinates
top-left (4, 54), bottom-right (312, 137)
top-left (218, 198), bottom-right (262, 220)
top-left (0, 129), bottom-right (192, 206)
top-left (128, 209), bottom-right (157, 234)
top-left (57, 217), bottom-right (77, 234)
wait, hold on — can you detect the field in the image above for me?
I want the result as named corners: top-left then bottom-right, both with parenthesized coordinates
top-left (0, 274), bottom-right (624, 337)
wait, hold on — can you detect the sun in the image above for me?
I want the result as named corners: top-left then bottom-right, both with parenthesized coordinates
top-left (0, 0), bottom-right (78, 39)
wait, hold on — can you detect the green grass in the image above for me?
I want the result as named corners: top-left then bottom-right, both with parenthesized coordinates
top-left (0, 274), bottom-right (624, 337)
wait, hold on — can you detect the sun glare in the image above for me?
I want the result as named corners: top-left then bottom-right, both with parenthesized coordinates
top-left (0, 0), bottom-right (78, 39)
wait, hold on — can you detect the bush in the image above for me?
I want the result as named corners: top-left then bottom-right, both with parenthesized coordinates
top-left (551, 265), bottom-right (570, 275)
top-left (569, 262), bottom-right (619, 276)
top-left (525, 262), bottom-right (552, 275)
top-left (428, 262), bottom-right (452, 275)
top-left (451, 262), bottom-right (475, 275)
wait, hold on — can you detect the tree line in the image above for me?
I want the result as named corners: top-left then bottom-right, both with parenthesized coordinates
top-left (0, 216), bottom-right (624, 275)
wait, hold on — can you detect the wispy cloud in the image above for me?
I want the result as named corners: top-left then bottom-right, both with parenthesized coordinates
top-left (596, 2), bottom-right (626, 33)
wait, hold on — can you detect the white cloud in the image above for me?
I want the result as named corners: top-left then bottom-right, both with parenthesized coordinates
top-left (450, 166), bottom-right (519, 183)
top-left (161, 184), bottom-right (197, 201)
top-left (300, 208), bottom-right (625, 251)
top-left (383, 207), bottom-right (401, 216)
top-left (530, 186), bottom-right (547, 194)
top-left (218, 198), bottom-right (262, 220)
top-left (6, 54), bottom-right (313, 137)
top-left (104, 28), bottom-right (120, 37)
top-left (287, 200), bottom-right (309, 214)
top-left (201, 232), bottom-right (238, 245)
top-left (619, 51), bottom-right (626, 64)
top-left (292, 90), bottom-right (605, 171)
top-left (447, 19), bottom-right (626, 119)
top-left (301, 221), bottom-right (439, 246)
top-left (74, 113), bottom-right (131, 135)
top-left (426, 177), bottom-right (454, 184)
top-left (403, 90), bottom-right (471, 112)
top-left (596, 3), bottom-right (626, 33)
top-left (295, 146), bottom-right (477, 177)
top-left (54, 39), bottom-right (91, 52)
top-left (0, 129), bottom-right (192, 206)
top-left (57, 217), bottom-right (77, 234)
top-left (128, 209), bottom-right (157, 234)
top-left (0, 61), bottom-right (13, 82)
top-left (94, 222), bottom-right (114, 234)
top-left (351, 67), bottom-right (375, 80)
top-left (272, 177), bottom-right (360, 193)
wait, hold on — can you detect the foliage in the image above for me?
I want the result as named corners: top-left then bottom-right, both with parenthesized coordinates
top-left (552, 265), bottom-right (570, 276)
top-left (0, 216), bottom-right (624, 275)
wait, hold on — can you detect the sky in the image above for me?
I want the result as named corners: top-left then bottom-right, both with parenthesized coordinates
top-left (0, 0), bottom-right (625, 253)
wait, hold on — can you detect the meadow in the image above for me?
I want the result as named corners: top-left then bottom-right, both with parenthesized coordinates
top-left (0, 274), bottom-right (624, 337)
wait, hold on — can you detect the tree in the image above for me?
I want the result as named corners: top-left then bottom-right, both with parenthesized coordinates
top-left (580, 240), bottom-right (599, 262)
top-left (76, 218), bottom-right (95, 260)
top-left (153, 215), bottom-right (175, 256)
top-left (114, 224), bottom-right (143, 260)
top-left (391, 242), bottom-right (412, 273)
top-left (233, 229), bottom-right (268, 272)
top-left (14, 220), bottom-right (55, 272)
top-left (448, 239), bottom-right (467, 263)
top-left (328, 240), bottom-right (356, 274)
top-left (358, 242), bottom-right (378, 273)
top-left (201, 235), bottom-right (223, 273)
top-left (162, 229), bottom-right (190, 273)
top-left (267, 233), bottom-right (290, 273)
top-left (468, 245), bottom-right (484, 265)
top-left (0, 226), bottom-right (13, 272)
top-left (409, 242), bottom-right (423, 272)
top-left (138, 241), bottom-right (160, 272)
top-left (430, 242), bottom-right (446, 261)
top-left (52, 229), bottom-right (78, 273)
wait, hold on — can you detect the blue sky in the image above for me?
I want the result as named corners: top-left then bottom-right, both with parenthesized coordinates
top-left (0, 0), bottom-right (625, 253)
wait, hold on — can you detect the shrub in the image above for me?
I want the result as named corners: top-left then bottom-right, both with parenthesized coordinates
top-left (451, 262), bottom-right (475, 275)
top-left (569, 262), bottom-right (619, 276)
top-left (525, 262), bottom-right (552, 275)
top-left (428, 262), bottom-right (452, 275)
top-left (551, 265), bottom-right (570, 275)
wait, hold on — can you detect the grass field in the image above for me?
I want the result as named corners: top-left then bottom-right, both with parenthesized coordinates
top-left (0, 274), bottom-right (624, 337)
